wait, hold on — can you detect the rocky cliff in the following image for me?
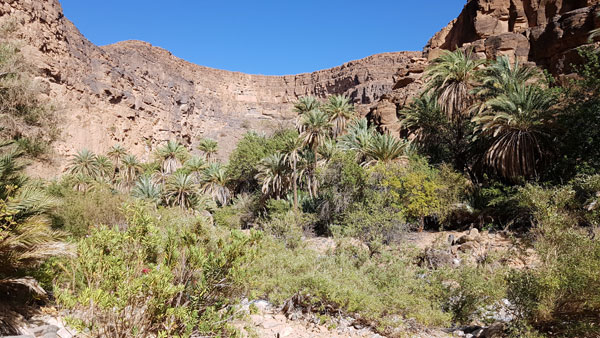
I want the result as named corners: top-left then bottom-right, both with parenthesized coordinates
top-left (0, 0), bottom-right (418, 172)
top-left (369, 0), bottom-right (600, 136)
top-left (2, 0), bottom-right (599, 174)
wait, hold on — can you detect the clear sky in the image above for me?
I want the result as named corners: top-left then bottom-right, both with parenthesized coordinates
top-left (59, 1), bottom-right (466, 75)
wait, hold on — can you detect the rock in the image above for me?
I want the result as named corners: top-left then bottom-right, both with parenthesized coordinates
top-left (468, 228), bottom-right (479, 237)
top-left (0, 0), bottom-right (417, 175)
top-left (482, 322), bottom-right (505, 338)
top-left (279, 326), bottom-right (294, 337)
top-left (472, 328), bottom-right (485, 337)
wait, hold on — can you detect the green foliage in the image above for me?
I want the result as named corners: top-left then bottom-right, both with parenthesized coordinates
top-left (226, 130), bottom-right (297, 193)
top-left (0, 141), bottom-right (67, 298)
top-left (432, 266), bottom-right (507, 325)
top-left (55, 203), bottom-right (261, 337)
top-left (317, 151), bottom-right (367, 227)
top-left (246, 239), bottom-right (453, 331)
top-left (50, 182), bottom-right (128, 237)
top-left (549, 48), bottom-right (600, 180)
top-left (376, 158), bottom-right (468, 230)
top-left (505, 179), bottom-right (600, 336)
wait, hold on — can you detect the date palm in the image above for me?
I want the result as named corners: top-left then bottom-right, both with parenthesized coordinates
top-left (400, 93), bottom-right (445, 142)
top-left (474, 56), bottom-right (539, 110)
top-left (297, 109), bottom-right (330, 196)
top-left (201, 162), bottom-right (231, 206)
top-left (0, 141), bottom-right (26, 199)
top-left (183, 156), bottom-right (206, 182)
top-left (324, 95), bottom-right (356, 138)
top-left (121, 154), bottom-right (142, 189)
top-left (256, 152), bottom-right (289, 199)
top-left (425, 48), bottom-right (485, 120)
top-left (107, 144), bottom-right (127, 173)
top-left (165, 172), bottom-right (198, 209)
top-left (197, 138), bottom-right (218, 163)
top-left (0, 143), bottom-right (69, 299)
top-left (283, 134), bottom-right (304, 211)
top-left (155, 140), bottom-right (189, 175)
top-left (472, 84), bottom-right (555, 180)
top-left (294, 96), bottom-right (321, 115)
top-left (339, 118), bottom-right (376, 163)
top-left (68, 149), bottom-right (100, 179)
top-left (132, 175), bottom-right (163, 204)
top-left (94, 155), bottom-right (113, 180)
top-left (364, 133), bottom-right (409, 165)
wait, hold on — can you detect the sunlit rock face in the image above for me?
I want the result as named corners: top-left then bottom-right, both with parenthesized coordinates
top-left (1, 0), bottom-right (418, 173)
top-left (2, 0), bottom-right (599, 174)
top-left (369, 0), bottom-right (600, 137)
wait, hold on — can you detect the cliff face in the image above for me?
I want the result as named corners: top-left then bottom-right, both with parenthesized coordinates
top-left (3, 0), bottom-right (600, 174)
top-left (0, 0), bottom-right (418, 171)
top-left (369, 0), bottom-right (600, 136)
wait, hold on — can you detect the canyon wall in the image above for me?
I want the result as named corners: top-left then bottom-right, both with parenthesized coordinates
top-left (368, 0), bottom-right (600, 136)
top-left (2, 0), bottom-right (600, 175)
top-left (0, 0), bottom-right (419, 173)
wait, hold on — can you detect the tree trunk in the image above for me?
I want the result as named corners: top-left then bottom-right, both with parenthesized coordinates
top-left (292, 156), bottom-right (298, 212)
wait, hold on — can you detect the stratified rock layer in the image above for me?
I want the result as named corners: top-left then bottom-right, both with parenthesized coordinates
top-left (0, 0), bottom-right (418, 172)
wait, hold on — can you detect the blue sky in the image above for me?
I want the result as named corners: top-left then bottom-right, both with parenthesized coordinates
top-left (60, 1), bottom-right (465, 75)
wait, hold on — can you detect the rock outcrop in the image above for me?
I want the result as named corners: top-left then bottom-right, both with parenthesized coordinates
top-left (369, 0), bottom-right (600, 136)
top-left (0, 0), bottom-right (418, 173)
top-left (2, 0), bottom-right (600, 174)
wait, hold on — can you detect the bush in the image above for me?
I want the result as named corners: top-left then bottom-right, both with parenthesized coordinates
top-left (505, 180), bottom-right (600, 336)
top-left (246, 239), bottom-right (452, 332)
top-left (50, 182), bottom-right (128, 237)
top-left (55, 203), bottom-right (262, 337)
top-left (372, 158), bottom-right (468, 230)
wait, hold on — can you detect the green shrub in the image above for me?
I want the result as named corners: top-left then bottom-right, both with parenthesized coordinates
top-left (50, 182), bottom-right (128, 237)
top-left (245, 239), bottom-right (452, 332)
top-left (505, 180), bottom-right (600, 337)
top-left (55, 203), bottom-right (261, 337)
top-left (259, 210), bottom-right (314, 249)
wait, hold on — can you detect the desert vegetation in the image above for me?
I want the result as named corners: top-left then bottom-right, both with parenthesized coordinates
top-left (2, 38), bottom-right (600, 338)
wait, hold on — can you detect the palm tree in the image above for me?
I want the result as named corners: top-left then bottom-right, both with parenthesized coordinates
top-left (197, 138), bottom-right (218, 163)
top-left (164, 172), bottom-right (198, 209)
top-left (201, 162), bottom-right (231, 206)
top-left (68, 149), bottom-right (100, 179)
top-left (155, 140), bottom-right (189, 175)
top-left (71, 173), bottom-right (94, 193)
top-left (425, 48), bottom-right (485, 120)
top-left (400, 93), bottom-right (445, 142)
top-left (120, 154), bottom-right (142, 189)
top-left (324, 95), bottom-right (356, 138)
top-left (472, 84), bottom-right (555, 180)
top-left (364, 133), bottom-right (409, 166)
top-left (94, 155), bottom-right (113, 180)
top-left (0, 143), bottom-right (69, 299)
top-left (338, 118), bottom-right (375, 163)
top-left (425, 48), bottom-right (484, 170)
top-left (183, 156), bottom-right (206, 182)
top-left (294, 96), bottom-right (321, 115)
top-left (255, 152), bottom-right (289, 199)
top-left (131, 175), bottom-right (163, 204)
top-left (297, 109), bottom-right (330, 196)
top-left (0, 141), bottom-right (26, 199)
top-left (474, 56), bottom-right (539, 107)
top-left (283, 134), bottom-right (304, 211)
top-left (107, 144), bottom-right (127, 173)
top-left (317, 137), bottom-right (340, 164)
